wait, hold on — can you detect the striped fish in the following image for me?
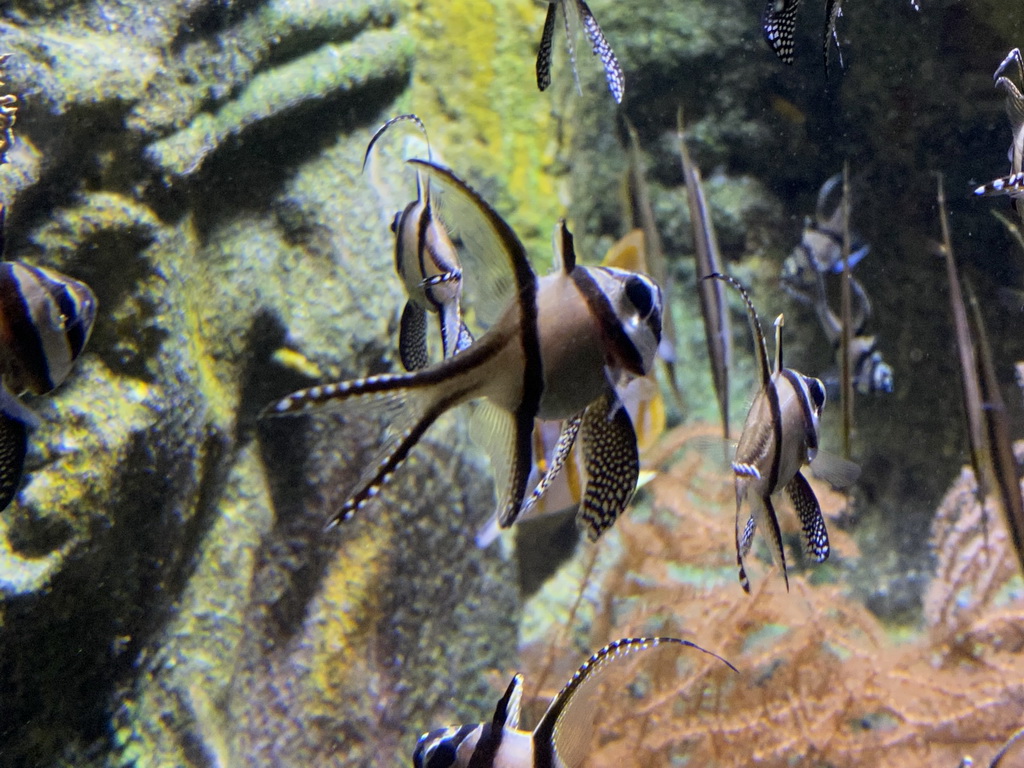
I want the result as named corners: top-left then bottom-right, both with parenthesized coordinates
top-left (412, 636), bottom-right (735, 768)
top-left (708, 273), bottom-right (858, 592)
top-left (0, 203), bottom-right (97, 511)
top-left (974, 49), bottom-right (1024, 211)
top-left (363, 114), bottom-right (472, 371)
top-left (474, 231), bottom-right (666, 548)
top-left (536, 0), bottom-right (624, 104)
top-left (264, 160), bottom-right (662, 538)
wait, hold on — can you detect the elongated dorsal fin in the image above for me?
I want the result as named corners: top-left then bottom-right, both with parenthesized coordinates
top-left (492, 674), bottom-right (523, 731)
top-left (533, 637), bottom-right (736, 768)
top-left (773, 313), bottom-right (784, 374)
top-left (363, 113), bottom-right (432, 202)
top-left (409, 159), bottom-right (536, 330)
top-left (553, 218), bottom-right (576, 274)
top-left (706, 273), bottom-right (771, 388)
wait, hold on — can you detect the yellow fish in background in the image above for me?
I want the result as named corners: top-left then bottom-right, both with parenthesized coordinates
top-left (412, 636), bottom-right (735, 768)
top-left (475, 230), bottom-right (666, 547)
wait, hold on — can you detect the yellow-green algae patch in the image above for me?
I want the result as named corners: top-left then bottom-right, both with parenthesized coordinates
top-left (404, 0), bottom-right (564, 258)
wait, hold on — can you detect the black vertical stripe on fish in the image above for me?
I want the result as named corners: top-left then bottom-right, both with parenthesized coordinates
top-left (0, 410), bottom-right (26, 511)
top-left (763, 0), bottom-right (800, 64)
top-left (579, 0), bottom-right (624, 103)
top-left (780, 369), bottom-right (819, 454)
top-left (577, 390), bottom-right (638, 540)
top-left (536, 2), bottom-right (557, 92)
top-left (0, 263), bottom-right (56, 394)
top-left (764, 359), bottom-right (790, 591)
top-left (399, 300), bottom-right (430, 371)
top-left (499, 403), bottom-right (541, 528)
top-left (570, 268), bottom-right (646, 376)
top-left (786, 470), bottom-right (829, 561)
top-left (465, 723), bottom-right (498, 768)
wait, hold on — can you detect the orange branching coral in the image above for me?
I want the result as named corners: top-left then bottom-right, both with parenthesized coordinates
top-left (0, 54), bottom-right (15, 165)
top-left (519, 423), bottom-right (1024, 768)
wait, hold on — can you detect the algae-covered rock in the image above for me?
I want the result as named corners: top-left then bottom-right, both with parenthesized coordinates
top-left (0, 0), bottom-right (548, 765)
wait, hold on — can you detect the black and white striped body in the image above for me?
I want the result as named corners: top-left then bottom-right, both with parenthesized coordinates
top-left (412, 637), bottom-right (734, 768)
top-left (709, 274), bottom-right (835, 593)
top-left (974, 49), bottom-right (1024, 208)
top-left (536, 0), bottom-right (624, 104)
top-left (265, 160), bottom-right (661, 538)
top-left (0, 261), bottom-right (97, 396)
top-left (364, 114), bottom-right (472, 371)
top-left (0, 205), bottom-right (97, 512)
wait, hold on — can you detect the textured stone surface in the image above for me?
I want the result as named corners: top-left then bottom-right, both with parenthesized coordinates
top-left (0, 0), bottom-right (546, 765)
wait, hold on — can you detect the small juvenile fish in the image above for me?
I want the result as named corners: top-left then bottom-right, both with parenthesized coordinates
top-left (363, 114), bottom-right (472, 371)
top-left (707, 273), bottom-right (858, 592)
top-left (0, 204), bottom-right (98, 511)
top-left (815, 277), bottom-right (894, 398)
top-left (536, 0), bottom-right (624, 104)
top-left (780, 173), bottom-right (870, 305)
top-left (265, 160), bottom-right (662, 538)
top-left (974, 49), bottom-right (1024, 210)
top-left (412, 636), bottom-right (735, 768)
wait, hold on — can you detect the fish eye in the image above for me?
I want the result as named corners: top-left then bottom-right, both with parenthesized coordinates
top-left (807, 377), bottom-right (826, 410)
top-left (624, 275), bottom-right (655, 318)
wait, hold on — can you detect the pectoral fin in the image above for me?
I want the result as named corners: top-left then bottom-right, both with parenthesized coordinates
top-left (536, 2), bottom-right (557, 92)
top-left (520, 412), bottom-right (583, 518)
top-left (579, 0), bottom-right (624, 103)
top-left (786, 470), bottom-right (829, 562)
top-left (399, 300), bottom-right (429, 372)
top-left (470, 401), bottom-right (535, 529)
top-left (577, 390), bottom-right (638, 541)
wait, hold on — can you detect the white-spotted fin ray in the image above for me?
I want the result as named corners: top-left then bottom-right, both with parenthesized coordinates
top-left (677, 107), bottom-right (732, 439)
top-left (535, 1), bottom-right (624, 104)
top-left (362, 114), bottom-right (472, 371)
top-left (974, 49), bottom-right (1024, 214)
top-left (474, 231), bottom-right (666, 548)
top-left (763, 0), bottom-right (800, 65)
top-left (706, 273), bottom-right (858, 592)
top-left (823, 0), bottom-right (845, 74)
top-left (264, 161), bottom-right (662, 534)
top-left (0, 204), bottom-right (98, 512)
top-left (412, 636), bottom-right (736, 768)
